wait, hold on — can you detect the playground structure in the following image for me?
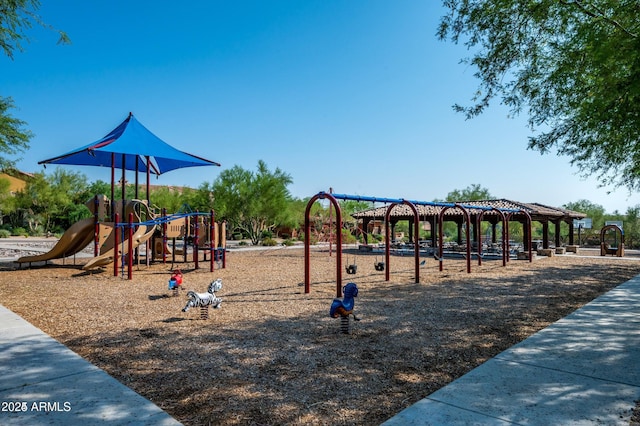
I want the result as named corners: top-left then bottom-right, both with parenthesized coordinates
top-left (304, 192), bottom-right (538, 297)
top-left (600, 224), bottom-right (624, 257)
top-left (17, 195), bottom-right (227, 278)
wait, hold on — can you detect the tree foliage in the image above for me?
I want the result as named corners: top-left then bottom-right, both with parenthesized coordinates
top-left (0, 0), bottom-right (69, 59)
top-left (0, 97), bottom-right (31, 170)
top-left (623, 205), bottom-right (640, 248)
top-left (444, 183), bottom-right (493, 201)
top-left (563, 199), bottom-right (606, 244)
top-left (13, 168), bottom-right (89, 232)
top-left (439, 1), bottom-right (640, 190)
top-left (212, 160), bottom-right (293, 245)
top-left (0, 0), bottom-right (70, 169)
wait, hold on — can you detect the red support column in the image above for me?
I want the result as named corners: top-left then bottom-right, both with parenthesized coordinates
top-left (94, 195), bottom-right (99, 257)
top-left (210, 210), bottom-right (215, 273)
top-left (113, 213), bottom-right (119, 277)
top-left (162, 208), bottom-right (167, 264)
top-left (194, 213), bottom-right (199, 270)
top-left (128, 212), bottom-right (133, 280)
top-left (304, 192), bottom-right (343, 297)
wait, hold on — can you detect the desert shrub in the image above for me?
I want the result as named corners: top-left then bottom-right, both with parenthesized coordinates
top-left (29, 225), bottom-right (44, 236)
top-left (342, 229), bottom-right (357, 244)
top-left (282, 239), bottom-right (294, 246)
top-left (11, 227), bottom-right (27, 237)
top-left (262, 237), bottom-right (278, 246)
top-left (0, 229), bottom-right (10, 238)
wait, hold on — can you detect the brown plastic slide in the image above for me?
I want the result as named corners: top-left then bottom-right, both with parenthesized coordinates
top-left (16, 218), bottom-right (96, 264)
top-left (82, 224), bottom-right (156, 270)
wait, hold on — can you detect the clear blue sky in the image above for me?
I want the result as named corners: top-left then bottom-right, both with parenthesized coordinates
top-left (3, 0), bottom-right (639, 214)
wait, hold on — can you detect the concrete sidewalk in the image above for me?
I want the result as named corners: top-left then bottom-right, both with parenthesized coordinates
top-left (0, 305), bottom-right (182, 425)
top-left (383, 274), bottom-right (640, 425)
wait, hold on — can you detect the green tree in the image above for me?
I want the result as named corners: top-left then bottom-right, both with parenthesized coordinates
top-left (1, 0), bottom-right (70, 169)
top-left (624, 205), bottom-right (640, 249)
top-left (0, 98), bottom-right (31, 170)
top-left (212, 160), bottom-right (293, 245)
top-left (340, 200), bottom-right (373, 242)
top-left (444, 184), bottom-right (493, 202)
top-left (564, 199), bottom-right (606, 245)
top-left (85, 180), bottom-right (111, 199)
top-left (434, 184), bottom-right (494, 241)
top-left (14, 168), bottom-right (89, 233)
top-left (0, 176), bottom-right (16, 224)
top-left (439, 1), bottom-right (640, 190)
top-left (148, 186), bottom-right (185, 214)
top-left (182, 182), bottom-right (216, 213)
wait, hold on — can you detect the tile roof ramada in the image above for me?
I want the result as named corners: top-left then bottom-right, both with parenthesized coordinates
top-left (350, 199), bottom-right (586, 222)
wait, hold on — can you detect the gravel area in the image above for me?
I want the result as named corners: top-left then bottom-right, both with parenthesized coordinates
top-left (1, 243), bottom-right (639, 425)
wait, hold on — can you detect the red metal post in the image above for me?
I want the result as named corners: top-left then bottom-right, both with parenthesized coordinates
top-left (329, 187), bottom-right (333, 257)
top-left (476, 213), bottom-right (483, 267)
top-left (128, 212), bottom-right (133, 280)
top-left (438, 209), bottom-right (444, 271)
top-left (384, 201), bottom-right (420, 283)
top-left (505, 215), bottom-right (511, 263)
top-left (94, 195), bottom-right (99, 257)
top-left (162, 208), bottom-right (167, 264)
top-left (304, 192), bottom-right (343, 297)
top-left (183, 216), bottom-right (188, 263)
top-left (437, 204), bottom-right (471, 273)
top-left (410, 201), bottom-right (420, 283)
top-left (210, 210), bottom-right (215, 272)
top-left (221, 221), bottom-right (227, 269)
top-left (194, 213), bottom-right (199, 270)
top-left (110, 153), bottom-right (115, 221)
top-left (385, 215), bottom-right (391, 282)
top-left (113, 213), bottom-right (119, 277)
top-left (455, 204), bottom-right (472, 274)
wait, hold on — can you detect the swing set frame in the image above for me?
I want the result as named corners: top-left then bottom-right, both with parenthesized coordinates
top-left (304, 191), bottom-right (531, 297)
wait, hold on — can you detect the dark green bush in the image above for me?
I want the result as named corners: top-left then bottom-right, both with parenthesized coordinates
top-left (11, 227), bottom-right (27, 237)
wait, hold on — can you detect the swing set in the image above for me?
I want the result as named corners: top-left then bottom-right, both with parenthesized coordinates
top-left (344, 203), bottom-right (387, 275)
top-left (304, 191), bottom-right (530, 297)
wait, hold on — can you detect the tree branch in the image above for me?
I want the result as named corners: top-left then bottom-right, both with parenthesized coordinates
top-left (560, 0), bottom-right (637, 38)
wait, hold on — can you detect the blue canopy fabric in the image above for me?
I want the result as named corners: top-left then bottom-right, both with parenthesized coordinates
top-left (39, 113), bottom-right (221, 175)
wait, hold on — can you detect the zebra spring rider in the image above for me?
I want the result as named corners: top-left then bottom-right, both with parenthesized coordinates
top-left (329, 282), bottom-right (360, 334)
top-left (182, 278), bottom-right (223, 319)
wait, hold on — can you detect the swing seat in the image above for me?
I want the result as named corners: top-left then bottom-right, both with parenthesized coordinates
top-left (346, 264), bottom-right (357, 274)
top-left (374, 261), bottom-right (385, 271)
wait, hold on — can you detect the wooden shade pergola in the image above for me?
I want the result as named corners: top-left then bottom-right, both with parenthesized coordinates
top-left (351, 199), bottom-right (586, 250)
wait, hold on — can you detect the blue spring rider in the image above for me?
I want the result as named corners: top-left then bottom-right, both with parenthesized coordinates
top-left (330, 282), bottom-right (360, 319)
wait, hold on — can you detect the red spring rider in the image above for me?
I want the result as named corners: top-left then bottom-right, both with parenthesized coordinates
top-left (168, 269), bottom-right (183, 290)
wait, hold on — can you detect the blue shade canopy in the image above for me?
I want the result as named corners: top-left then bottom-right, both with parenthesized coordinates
top-left (39, 113), bottom-right (221, 175)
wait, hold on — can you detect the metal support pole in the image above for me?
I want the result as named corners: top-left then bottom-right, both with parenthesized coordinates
top-left (128, 212), bottom-right (133, 280)
top-left (113, 213), bottom-right (119, 277)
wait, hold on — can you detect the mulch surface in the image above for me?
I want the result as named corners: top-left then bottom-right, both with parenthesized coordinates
top-left (1, 246), bottom-right (640, 425)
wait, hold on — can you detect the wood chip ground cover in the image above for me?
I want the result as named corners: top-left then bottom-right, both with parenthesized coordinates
top-left (1, 247), bottom-right (640, 425)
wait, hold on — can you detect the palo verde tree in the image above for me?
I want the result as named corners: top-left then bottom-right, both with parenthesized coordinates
top-left (13, 168), bottom-right (89, 233)
top-left (0, 0), bottom-right (69, 169)
top-left (439, 1), bottom-right (640, 190)
top-left (212, 160), bottom-right (293, 245)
